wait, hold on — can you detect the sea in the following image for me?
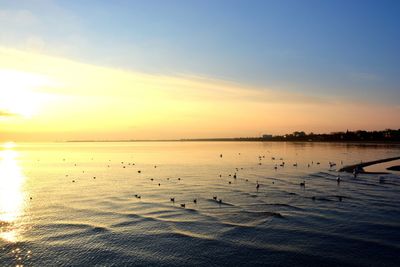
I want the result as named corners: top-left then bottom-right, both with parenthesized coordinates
top-left (1, 141), bottom-right (400, 266)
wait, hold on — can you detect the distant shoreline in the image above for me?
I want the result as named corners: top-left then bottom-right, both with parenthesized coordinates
top-left (66, 129), bottom-right (400, 143)
top-left (65, 139), bottom-right (400, 144)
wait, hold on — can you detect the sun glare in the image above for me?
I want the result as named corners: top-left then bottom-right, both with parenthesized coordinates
top-left (3, 142), bottom-right (16, 149)
top-left (0, 69), bottom-right (56, 118)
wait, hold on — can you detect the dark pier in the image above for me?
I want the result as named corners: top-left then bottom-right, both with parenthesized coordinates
top-left (339, 156), bottom-right (400, 174)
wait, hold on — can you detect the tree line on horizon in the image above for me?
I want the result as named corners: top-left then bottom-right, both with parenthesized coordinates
top-left (180, 129), bottom-right (400, 142)
top-left (264, 129), bottom-right (400, 142)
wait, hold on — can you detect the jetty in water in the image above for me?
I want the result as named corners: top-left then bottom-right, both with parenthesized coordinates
top-left (339, 156), bottom-right (400, 174)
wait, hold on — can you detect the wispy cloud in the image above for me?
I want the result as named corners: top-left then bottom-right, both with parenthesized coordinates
top-left (0, 9), bottom-right (38, 25)
top-left (0, 110), bottom-right (16, 117)
top-left (0, 46), bottom-right (332, 108)
top-left (0, 4), bottom-right (88, 56)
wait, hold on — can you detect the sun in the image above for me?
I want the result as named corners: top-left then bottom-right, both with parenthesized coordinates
top-left (2, 142), bottom-right (16, 149)
top-left (0, 69), bottom-right (55, 118)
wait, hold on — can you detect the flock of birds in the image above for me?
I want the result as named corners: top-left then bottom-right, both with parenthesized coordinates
top-left (53, 152), bottom-right (350, 209)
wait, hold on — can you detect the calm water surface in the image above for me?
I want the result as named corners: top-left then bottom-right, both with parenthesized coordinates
top-left (1, 142), bottom-right (400, 266)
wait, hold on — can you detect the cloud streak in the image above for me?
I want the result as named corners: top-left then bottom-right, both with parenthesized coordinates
top-left (0, 47), bottom-right (329, 106)
top-left (0, 110), bottom-right (16, 117)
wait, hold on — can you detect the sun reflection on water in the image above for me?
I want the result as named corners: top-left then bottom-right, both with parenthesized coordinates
top-left (0, 145), bottom-right (25, 243)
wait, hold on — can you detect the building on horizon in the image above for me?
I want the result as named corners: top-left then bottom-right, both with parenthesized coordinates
top-left (262, 134), bottom-right (273, 140)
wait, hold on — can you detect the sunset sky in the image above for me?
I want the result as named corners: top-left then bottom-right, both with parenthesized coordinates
top-left (0, 0), bottom-right (399, 141)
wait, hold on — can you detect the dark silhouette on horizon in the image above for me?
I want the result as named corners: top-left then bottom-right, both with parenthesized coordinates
top-left (66, 129), bottom-right (400, 143)
top-left (181, 129), bottom-right (400, 143)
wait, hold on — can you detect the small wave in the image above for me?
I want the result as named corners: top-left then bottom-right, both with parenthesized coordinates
top-left (308, 196), bottom-right (333, 202)
top-left (309, 172), bottom-right (330, 178)
top-left (205, 199), bottom-right (235, 206)
top-left (240, 210), bottom-right (284, 219)
top-left (111, 220), bottom-right (142, 228)
top-left (262, 203), bottom-right (304, 211)
top-left (154, 231), bottom-right (207, 241)
top-left (43, 222), bottom-right (110, 241)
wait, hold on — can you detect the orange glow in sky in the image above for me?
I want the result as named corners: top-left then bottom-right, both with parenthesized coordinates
top-left (0, 47), bottom-right (398, 142)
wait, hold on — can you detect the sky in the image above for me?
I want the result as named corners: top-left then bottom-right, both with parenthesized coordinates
top-left (0, 0), bottom-right (399, 141)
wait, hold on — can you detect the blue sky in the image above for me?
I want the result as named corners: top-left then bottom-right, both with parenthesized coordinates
top-left (1, 0), bottom-right (399, 106)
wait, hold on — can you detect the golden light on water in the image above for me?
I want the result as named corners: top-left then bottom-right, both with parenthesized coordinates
top-left (0, 146), bottom-right (25, 243)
